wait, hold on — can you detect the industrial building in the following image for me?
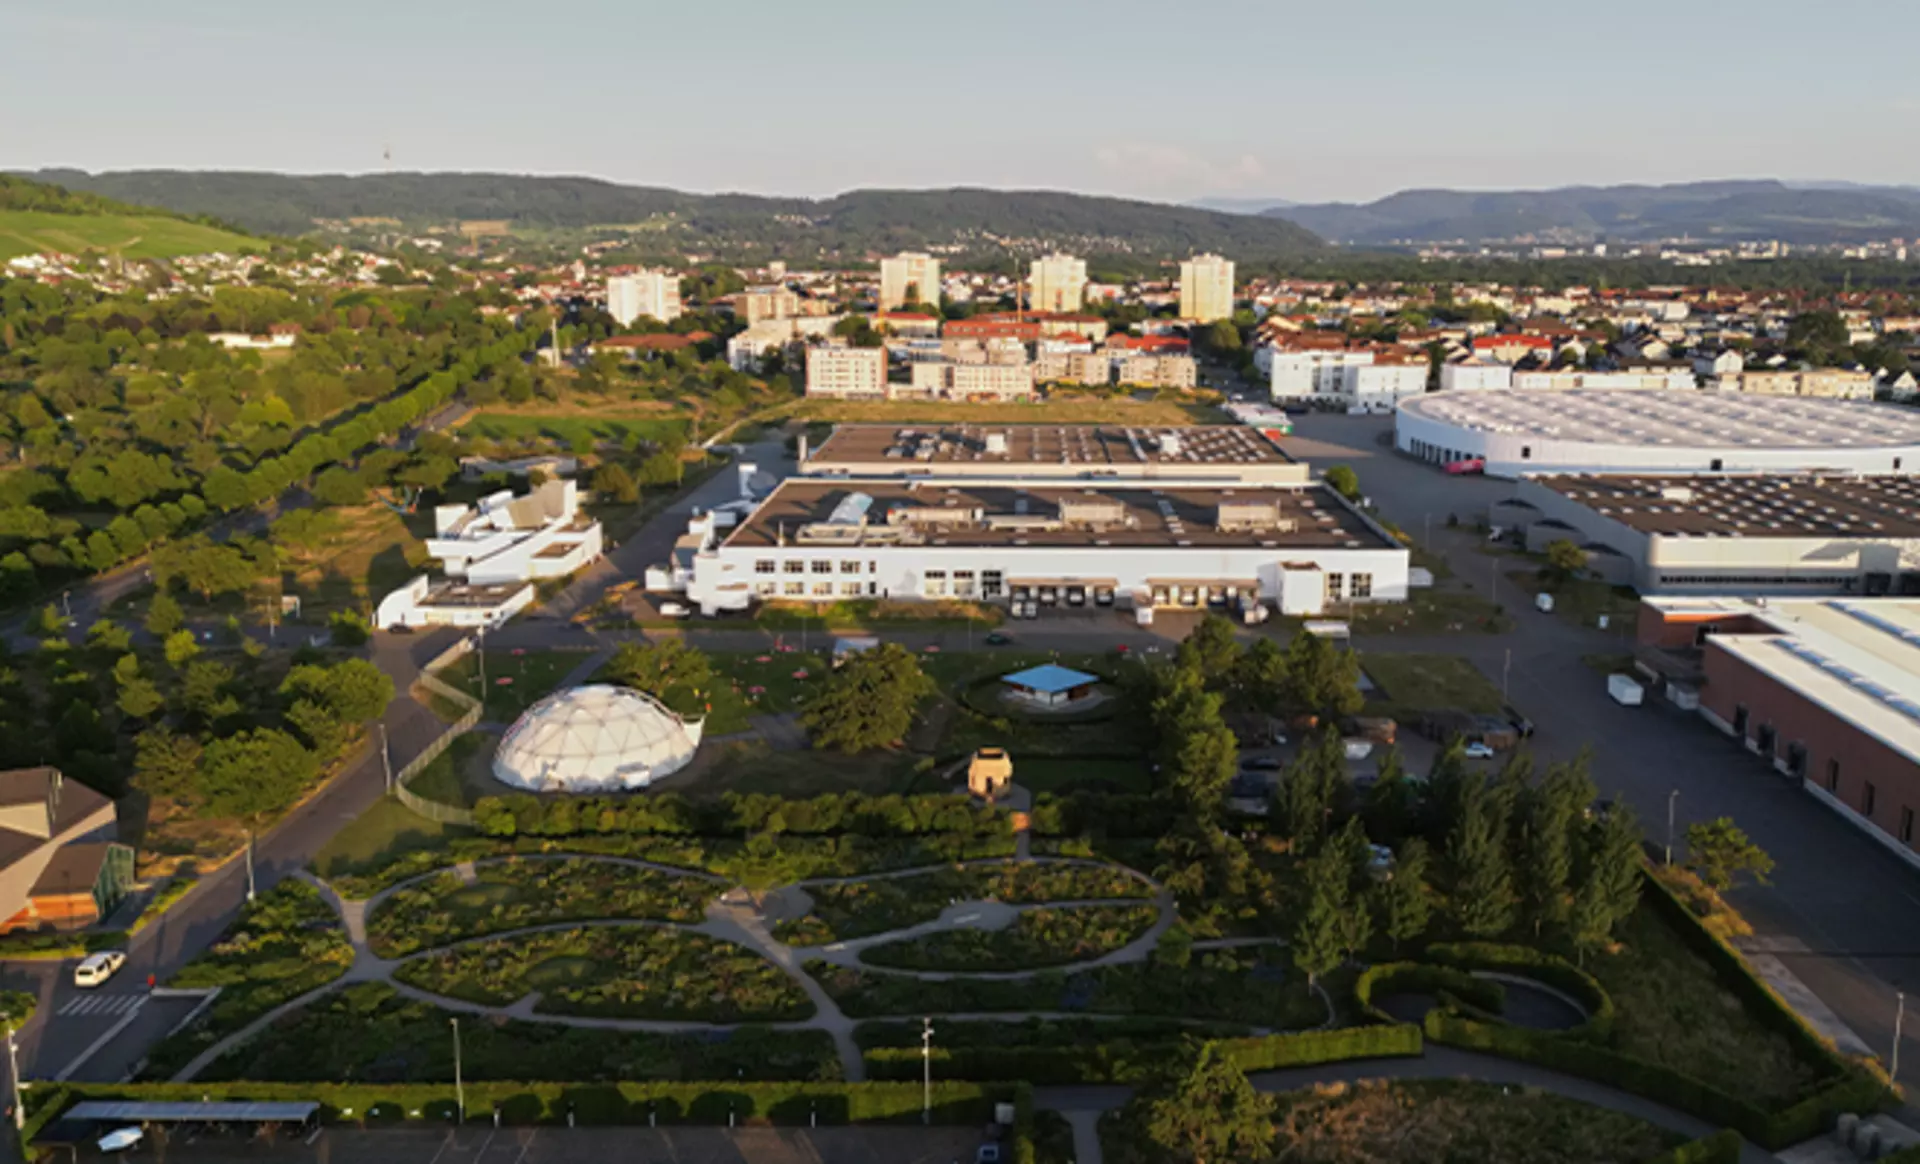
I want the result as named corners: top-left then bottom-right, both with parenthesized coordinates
top-left (682, 476), bottom-right (1408, 616)
top-left (1636, 597), bottom-right (1920, 870)
top-left (1396, 391), bottom-right (1920, 478)
top-left (423, 478), bottom-right (604, 586)
top-left (1493, 474), bottom-right (1920, 596)
top-left (801, 424), bottom-right (1308, 484)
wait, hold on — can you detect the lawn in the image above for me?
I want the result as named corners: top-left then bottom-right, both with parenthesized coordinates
top-left (754, 598), bottom-right (1006, 631)
top-left (1107, 1078), bottom-right (1680, 1164)
top-left (434, 648), bottom-right (587, 721)
top-left (140, 882), bottom-right (354, 1081)
top-left (1006, 757), bottom-right (1153, 795)
top-left (1344, 586), bottom-right (1513, 636)
top-left (365, 857), bottom-right (720, 956)
top-left (202, 982), bottom-right (841, 1083)
top-left (788, 397), bottom-right (1221, 426)
top-left (777, 862), bottom-right (1152, 944)
top-left (655, 740), bottom-right (936, 800)
top-left (1361, 652), bottom-right (1505, 715)
top-left (859, 904), bottom-right (1159, 971)
top-left (399, 730), bottom-right (497, 808)
top-left (0, 209), bottom-right (260, 261)
top-left (462, 413), bottom-right (693, 449)
top-left (1507, 569), bottom-right (1640, 634)
top-left (311, 797), bottom-right (469, 882)
top-left (1591, 903), bottom-right (1829, 1105)
top-left (394, 925), bottom-right (812, 1022)
top-left (279, 503), bottom-right (431, 618)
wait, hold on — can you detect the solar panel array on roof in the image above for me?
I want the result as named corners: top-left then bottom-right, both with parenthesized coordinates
top-left (1404, 391), bottom-right (1920, 448)
top-left (1771, 639), bottom-right (1920, 724)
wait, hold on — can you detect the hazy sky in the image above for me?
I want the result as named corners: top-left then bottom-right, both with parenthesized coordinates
top-left (7, 0), bottom-right (1918, 205)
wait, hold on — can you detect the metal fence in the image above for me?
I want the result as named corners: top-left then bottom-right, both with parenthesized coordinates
top-left (392, 638), bottom-right (482, 826)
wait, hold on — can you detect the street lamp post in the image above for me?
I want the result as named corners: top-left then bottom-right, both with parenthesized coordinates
top-left (452, 1018), bottom-right (465, 1123)
top-left (476, 629), bottom-right (487, 700)
top-left (921, 1017), bottom-right (934, 1125)
top-left (379, 722), bottom-right (394, 796)
top-left (1665, 790), bottom-right (1680, 867)
top-left (5, 1021), bottom-right (22, 1132)
top-left (1895, 990), bottom-right (1907, 1082)
top-left (1502, 648), bottom-right (1511, 703)
top-left (245, 828), bottom-right (256, 903)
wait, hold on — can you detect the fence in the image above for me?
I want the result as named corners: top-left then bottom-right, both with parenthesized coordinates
top-left (393, 638), bottom-right (482, 826)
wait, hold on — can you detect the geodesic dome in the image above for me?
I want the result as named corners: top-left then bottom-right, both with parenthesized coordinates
top-left (492, 684), bottom-right (704, 793)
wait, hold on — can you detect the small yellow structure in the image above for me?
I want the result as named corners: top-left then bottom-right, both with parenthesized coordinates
top-left (968, 747), bottom-right (1013, 800)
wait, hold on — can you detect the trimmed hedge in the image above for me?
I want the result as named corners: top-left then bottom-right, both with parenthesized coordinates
top-left (28, 1080), bottom-right (1017, 1128)
top-left (863, 1024), bottom-right (1422, 1084)
top-left (472, 791), bottom-right (1012, 841)
top-left (1354, 962), bottom-right (1504, 1025)
top-left (1642, 1129), bottom-right (1741, 1164)
top-left (1424, 941), bottom-right (1614, 1041)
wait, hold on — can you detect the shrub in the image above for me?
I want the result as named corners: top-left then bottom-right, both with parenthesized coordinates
top-left (863, 1025), bottom-right (1421, 1085)
top-left (1353, 963), bottom-right (1503, 1025)
top-left (1423, 941), bottom-right (1614, 1041)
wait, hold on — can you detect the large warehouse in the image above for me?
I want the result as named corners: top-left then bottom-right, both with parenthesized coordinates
top-left (1395, 391), bottom-right (1920, 478)
top-left (802, 424), bottom-right (1308, 484)
top-left (1636, 597), bottom-right (1920, 870)
top-left (1492, 474), bottom-right (1920, 596)
top-left (684, 477), bottom-right (1408, 615)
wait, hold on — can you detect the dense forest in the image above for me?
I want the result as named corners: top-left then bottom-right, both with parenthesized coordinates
top-left (21, 171), bottom-right (1328, 262)
top-left (0, 173), bottom-right (257, 236)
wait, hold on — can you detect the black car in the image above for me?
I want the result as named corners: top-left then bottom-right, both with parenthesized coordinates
top-left (1240, 756), bottom-right (1285, 771)
top-left (1504, 705), bottom-right (1535, 738)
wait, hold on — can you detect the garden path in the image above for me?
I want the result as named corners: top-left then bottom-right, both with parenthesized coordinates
top-left (800, 893), bottom-right (1178, 980)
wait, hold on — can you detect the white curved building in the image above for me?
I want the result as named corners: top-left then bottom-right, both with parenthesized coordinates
top-left (492, 685), bottom-right (705, 793)
top-left (1397, 391), bottom-right (1920, 479)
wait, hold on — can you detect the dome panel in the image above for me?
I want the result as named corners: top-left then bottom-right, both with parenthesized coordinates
top-left (492, 684), bottom-right (704, 793)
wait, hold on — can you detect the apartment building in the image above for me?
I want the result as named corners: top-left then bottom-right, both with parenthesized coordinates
top-left (1117, 354), bottom-right (1198, 389)
top-left (805, 346), bottom-right (889, 399)
top-left (1036, 351), bottom-right (1115, 386)
top-left (738, 286), bottom-right (802, 324)
top-left (1028, 254), bottom-right (1088, 314)
top-left (1179, 253), bottom-right (1236, 323)
top-left (1718, 369), bottom-right (1876, 400)
top-left (607, 270), bottom-right (682, 326)
top-left (1439, 359), bottom-right (1515, 392)
top-left (727, 316), bottom-right (844, 371)
top-left (878, 252), bottom-right (941, 311)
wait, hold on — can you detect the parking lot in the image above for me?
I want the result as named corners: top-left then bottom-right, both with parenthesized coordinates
top-left (72, 1125), bottom-right (988, 1164)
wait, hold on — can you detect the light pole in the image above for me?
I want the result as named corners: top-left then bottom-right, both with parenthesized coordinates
top-left (1665, 790), bottom-right (1680, 867)
top-left (1502, 648), bottom-right (1511, 703)
top-left (1895, 990), bottom-right (1907, 1082)
top-left (245, 828), bottom-right (256, 903)
top-left (452, 1018), bottom-right (465, 1123)
top-left (921, 1017), bottom-right (934, 1125)
top-left (475, 628), bottom-right (487, 702)
top-left (4, 1029), bottom-right (21, 1137)
top-left (379, 722), bottom-right (394, 796)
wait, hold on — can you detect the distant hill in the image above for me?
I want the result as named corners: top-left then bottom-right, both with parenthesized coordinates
top-left (1185, 195), bottom-right (1298, 214)
top-left (22, 170), bottom-right (1327, 262)
top-left (1260, 180), bottom-right (1920, 245)
top-left (0, 174), bottom-right (260, 262)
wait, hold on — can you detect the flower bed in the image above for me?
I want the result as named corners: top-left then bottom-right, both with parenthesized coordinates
top-left (366, 858), bottom-right (719, 957)
top-left (394, 926), bottom-right (812, 1022)
top-left (778, 862), bottom-right (1150, 944)
top-left (859, 905), bottom-right (1158, 972)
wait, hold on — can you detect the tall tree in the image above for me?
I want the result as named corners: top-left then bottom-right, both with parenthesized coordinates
top-left (1291, 849), bottom-right (1348, 990)
top-left (1375, 837), bottom-right (1433, 951)
top-left (800, 643), bottom-right (933, 752)
top-left (1177, 615), bottom-right (1242, 688)
top-left (1135, 1041), bottom-right (1276, 1164)
top-left (1685, 817), bottom-right (1774, 892)
top-left (1582, 800), bottom-right (1645, 934)
top-left (144, 591), bottom-right (185, 637)
top-left (197, 728), bottom-right (317, 821)
top-left (1447, 778), bottom-right (1516, 938)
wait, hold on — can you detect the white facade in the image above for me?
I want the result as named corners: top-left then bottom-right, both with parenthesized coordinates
top-left (878, 252), bottom-right (941, 311)
top-left (1117, 354), bottom-right (1197, 389)
top-left (1269, 349), bottom-right (1375, 402)
top-left (1510, 369), bottom-right (1695, 392)
top-left (1438, 360), bottom-right (1514, 393)
top-left (607, 271), bottom-right (682, 326)
top-left (1397, 390), bottom-right (1920, 478)
top-left (1028, 253), bottom-right (1088, 314)
top-left (1330, 361), bottom-right (1429, 412)
top-left (727, 316), bottom-right (844, 371)
top-left (425, 478), bottom-right (605, 585)
top-left (1179, 254), bottom-right (1236, 323)
top-left (375, 575), bottom-right (534, 630)
top-left (805, 346), bottom-right (889, 398)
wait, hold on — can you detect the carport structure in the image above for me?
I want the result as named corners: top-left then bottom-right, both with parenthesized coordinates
top-left (33, 1100), bottom-right (320, 1157)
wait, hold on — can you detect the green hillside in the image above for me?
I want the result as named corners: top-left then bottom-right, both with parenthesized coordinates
top-left (0, 209), bottom-right (259, 261)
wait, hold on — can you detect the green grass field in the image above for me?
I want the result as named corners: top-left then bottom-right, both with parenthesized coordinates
top-left (461, 414), bottom-right (692, 447)
top-left (0, 210), bottom-right (258, 261)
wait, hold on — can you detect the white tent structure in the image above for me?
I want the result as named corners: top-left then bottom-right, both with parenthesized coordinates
top-left (492, 685), bottom-right (705, 793)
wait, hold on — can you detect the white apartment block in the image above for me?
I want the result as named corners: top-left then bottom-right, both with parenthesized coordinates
top-left (1438, 360), bottom-right (1514, 393)
top-left (1179, 253), bottom-right (1236, 323)
top-left (607, 270), bottom-right (682, 326)
top-left (1117, 355), bottom-right (1198, 390)
top-left (1036, 351), bottom-right (1114, 386)
top-left (1328, 361), bottom-right (1429, 412)
top-left (738, 286), bottom-right (801, 324)
top-left (805, 346), bottom-right (889, 398)
top-left (1270, 349), bottom-right (1375, 401)
top-left (1716, 369), bottom-right (1876, 400)
top-left (1510, 370), bottom-right (1696, 392)
top-left (727, 316), bottom-right (844, 371)
top-left (1028, 254), bottom-right (1088, 314)
top-left (908, 361), bottom-right (1036, 400)
top-left (878, 252), bottom-right (941, 311)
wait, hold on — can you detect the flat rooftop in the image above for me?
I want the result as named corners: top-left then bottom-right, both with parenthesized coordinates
top-left (421, 580), bottom-right (531, 607)
top-left (809, 424), bottom-right (1292, 467)
top-left (725, 479), bottom-right (1394, 551)
top-left (1645, 597), bottom-right (1920, 767)
top-left (1400, 391), bottom-right (1920, 449)
top-left (1531, 474), bottom-right (1920, 538)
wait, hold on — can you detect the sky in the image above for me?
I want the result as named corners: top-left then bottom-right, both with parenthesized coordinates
top-left (7, 0), bottom-right (1920, 206)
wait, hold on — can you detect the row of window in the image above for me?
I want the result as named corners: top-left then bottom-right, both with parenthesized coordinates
top-left (1326, 573), bottom-right (1374, 600)
top-left (753, 581), bottom-right (876, 598)
top-left (1658, 574), bottom-right (1857, 588)
top-left (1739, 706), bottom-right (1919, 847)
top-left (756, 560), bottom-right (877, 576)
top-left (1822, 759), bottom-right (1916, 844)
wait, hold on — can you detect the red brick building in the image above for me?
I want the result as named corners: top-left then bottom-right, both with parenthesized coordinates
top-left (1637, 598), bottom-right (1920, 866)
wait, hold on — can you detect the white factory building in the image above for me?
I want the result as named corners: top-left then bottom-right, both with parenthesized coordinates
top-left (667, 424), bottom-right (1410, 619)
top-left (424, 478), bottom-right (604, 585)
top-left (1396, 391), bottom-right (1920, 478)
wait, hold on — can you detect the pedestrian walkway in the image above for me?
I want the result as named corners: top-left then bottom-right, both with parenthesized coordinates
top-left (56, 994), bottom-right (145, 1018)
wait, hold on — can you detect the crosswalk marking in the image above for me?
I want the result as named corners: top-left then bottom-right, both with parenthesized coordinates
top-left (57, 993), bottom-right (144, 1018)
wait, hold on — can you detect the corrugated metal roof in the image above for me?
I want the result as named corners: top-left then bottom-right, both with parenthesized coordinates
top-left (64, 1101), bottom-right (320, 1123)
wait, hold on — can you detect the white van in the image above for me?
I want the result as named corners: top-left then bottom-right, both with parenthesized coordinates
top-left (73, 950), bottom-right (126, 988)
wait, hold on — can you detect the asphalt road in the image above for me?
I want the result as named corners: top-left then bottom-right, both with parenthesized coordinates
top-left (1284, 412), bottom-right (1920, 1097)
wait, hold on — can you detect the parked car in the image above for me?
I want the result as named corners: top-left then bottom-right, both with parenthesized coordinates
top-left (1240, 756), bottom-right (1285, 771)
top-left (1367, 844), bottom-right (1396, 879)
top-left (1504, 705), bottom-right (1534, 738)
top-left (657, 601), bottom-right (691, 619)
top-left (1463, 741), bottom-right (1497, 759)
top-left (976, 1144), bottom-right (1003, 1164)
top-left (984, 631), bottom-right (1012, 646)
top-left (74, 950), bottom-right (126, 988)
